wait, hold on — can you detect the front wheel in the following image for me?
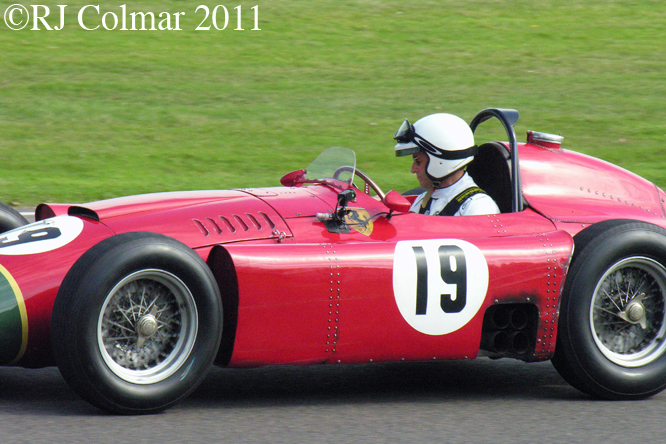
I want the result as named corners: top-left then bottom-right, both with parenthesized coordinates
top-left (51, 232), bottom-right (223, 414)
top-left (0, 202), bottom-right (28, 233)
top-left (553, 220), bottom-right (666, 399)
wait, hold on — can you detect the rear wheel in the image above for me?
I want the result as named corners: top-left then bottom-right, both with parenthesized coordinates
top-left (589, 257), bottom-right (666, 368)
top-left (52, 232), bottom-right (223, 414)
top-left (553, 220), bottom-right (666, 399)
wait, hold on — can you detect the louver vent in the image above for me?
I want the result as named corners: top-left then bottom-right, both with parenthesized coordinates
top-left (219, 216), bottom-right (236, 233)
top-left (192, 211), bottom-right (280, 239)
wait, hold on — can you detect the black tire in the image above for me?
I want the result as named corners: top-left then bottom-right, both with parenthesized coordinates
top-left (553, 219), bottom-right (666, 399)
top-left (0, 202), bottom-right (28, 233)
top-left (51, 232), bottom-right (223, 414)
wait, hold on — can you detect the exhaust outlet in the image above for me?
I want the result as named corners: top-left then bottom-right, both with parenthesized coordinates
top-left (481, 303), bottom-right (538, 358)
top-left (492, 306), bottom-right (511, 330)
top-left (510, 331), bottom-right (530, 354)
top-left (510, 308), bottom-right (528, 330)
top-left (491, 331), bottom-right (511, 354)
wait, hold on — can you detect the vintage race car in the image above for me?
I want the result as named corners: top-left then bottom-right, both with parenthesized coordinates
top-left (2, 108), bottom-right (666, 414)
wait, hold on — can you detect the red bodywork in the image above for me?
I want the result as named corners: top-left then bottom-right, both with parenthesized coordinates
top-left (2, 139), bottom-right (665, 369)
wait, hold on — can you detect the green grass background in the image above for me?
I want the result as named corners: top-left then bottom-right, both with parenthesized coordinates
top-left (1, 0), bottom-right (665, 206)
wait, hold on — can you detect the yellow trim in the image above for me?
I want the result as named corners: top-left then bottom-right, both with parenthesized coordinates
top-left (0, 264), bottom-right (28, 364)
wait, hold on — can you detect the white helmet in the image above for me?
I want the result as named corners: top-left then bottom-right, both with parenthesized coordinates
top-left (394, 113), bottom-right (478, 184)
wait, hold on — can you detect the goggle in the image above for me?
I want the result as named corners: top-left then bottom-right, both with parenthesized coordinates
top-left (394, 119), bottom-right (416, 144)
top-left (394, 118), bottom-right (479, 159)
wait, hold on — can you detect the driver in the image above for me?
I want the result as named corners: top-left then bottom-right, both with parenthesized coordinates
top-left (394, 113), bottom-right (500, 216)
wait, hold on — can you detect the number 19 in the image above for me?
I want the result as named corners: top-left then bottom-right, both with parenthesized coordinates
top-left (412, 245), bottom-right (467, 315)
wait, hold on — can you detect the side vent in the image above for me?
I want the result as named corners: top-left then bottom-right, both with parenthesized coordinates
top-left (206, 217), bottom-right (222, 234)
top-left (259, 211), bottom-right (276, 229)
top-left (219, 216), bottom-right (236, 233)
top-left (193, 219), bottom-right (209, 236)
top-left (194, 212), bottom-right (282, 239)
top-left (246, 213), bottom-right (262, 231)
top-left (233, 215), bottom-right (249, 232)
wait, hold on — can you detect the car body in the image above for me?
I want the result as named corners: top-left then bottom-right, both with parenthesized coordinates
top-left (2, 108), bottom-right (666, 413)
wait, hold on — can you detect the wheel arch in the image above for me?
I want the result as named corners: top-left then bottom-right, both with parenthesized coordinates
top-left (206, 246), bottom-right (239, 366)
top-left (571, 218), bottom-right (666, 252)
top-left (563, 217), bottom-right (666, 337)
top-left (553, 218), bottom-right (666, 399)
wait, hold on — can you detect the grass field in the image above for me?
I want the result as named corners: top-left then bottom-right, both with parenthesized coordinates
top-left (1, 0), bottom-right (665, 206)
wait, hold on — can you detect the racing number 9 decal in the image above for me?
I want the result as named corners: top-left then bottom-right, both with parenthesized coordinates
top-left (394, 240), bottom-right (488, 335)
top-left (438, 246), bottom-right (466, 313)
top-left (0, 216), bottom-right (84, 256)
top-left (0, 227), bottom-right (61, 249)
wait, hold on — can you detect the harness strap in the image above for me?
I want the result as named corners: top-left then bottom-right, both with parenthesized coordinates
top-left (437, 186), bottom-right (487, 216)
top-left (418, 189), bottom-right (434, 214)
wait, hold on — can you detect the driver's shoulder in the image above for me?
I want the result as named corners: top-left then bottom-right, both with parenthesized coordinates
top-left (459, 192), bottom-right (500, 216)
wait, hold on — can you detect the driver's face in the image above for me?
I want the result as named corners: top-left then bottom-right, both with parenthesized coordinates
top-left (411, 151), bottom-right (433, 189)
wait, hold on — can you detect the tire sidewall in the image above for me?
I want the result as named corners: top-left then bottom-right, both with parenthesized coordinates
top-left (55, 233), bottom-right (222, 413)
top-left (0, 202), bottom-right (28, 233)
top-left (563, 227), bottom-right (666, 397)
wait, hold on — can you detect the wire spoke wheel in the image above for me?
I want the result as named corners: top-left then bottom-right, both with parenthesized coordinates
top-left (98, 269), bottom-right (198, 384)
top-left (591, 257), bottom-right (666, 367)
top-left (52, 232), bottom-right (222, 414)
top-left (553, 220), bottom-right (666, 400)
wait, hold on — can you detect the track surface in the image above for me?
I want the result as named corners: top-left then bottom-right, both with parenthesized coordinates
top-left (2, 358), bottom-right (665, 444)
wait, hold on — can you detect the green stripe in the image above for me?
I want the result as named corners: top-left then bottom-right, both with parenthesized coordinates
top-left (0, 268), bottom-right (25, 364)
top-left (455, 186), bottom-right (485, 203)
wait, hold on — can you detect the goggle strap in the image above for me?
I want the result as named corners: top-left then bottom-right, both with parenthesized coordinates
top-left (416, 140), bottom-right (478, 160)
top-left (394, 119), bottom-right (477, 160)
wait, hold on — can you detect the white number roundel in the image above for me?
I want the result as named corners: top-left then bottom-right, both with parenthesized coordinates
top-left (0, 216), bottom-right (84, 255)
top-left (393, 239), bottom-right (489, 335)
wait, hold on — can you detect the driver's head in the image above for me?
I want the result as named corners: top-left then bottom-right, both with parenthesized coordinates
top-left (394, 113), bottom-right (477, 187)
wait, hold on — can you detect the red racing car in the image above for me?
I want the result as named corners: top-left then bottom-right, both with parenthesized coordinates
top-left (1, 108), bottom-right (666, 414)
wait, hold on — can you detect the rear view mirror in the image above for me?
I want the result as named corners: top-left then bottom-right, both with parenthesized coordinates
top-left (383, 190), bottom-right (411, 213)
top-left (280, 169), bottom-right (306, 187)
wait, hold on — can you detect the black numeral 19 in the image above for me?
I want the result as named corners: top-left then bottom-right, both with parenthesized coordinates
top-left (411, 245), bottom-right (467, 315)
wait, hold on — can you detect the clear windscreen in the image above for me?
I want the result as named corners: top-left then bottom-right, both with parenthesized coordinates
top-left (303, 147), bottom-right (356, 185)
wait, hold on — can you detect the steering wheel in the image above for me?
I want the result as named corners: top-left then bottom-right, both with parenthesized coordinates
top-left (333, 166), bottom-right (386, 200)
